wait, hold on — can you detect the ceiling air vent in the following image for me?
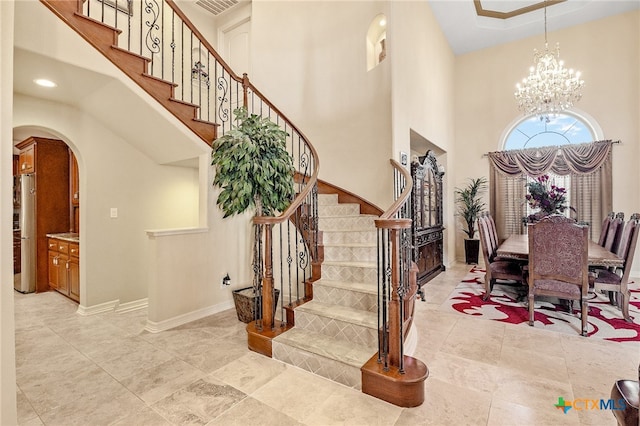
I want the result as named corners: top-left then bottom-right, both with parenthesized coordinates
top-left (195, 0), bottom-right (240, 16)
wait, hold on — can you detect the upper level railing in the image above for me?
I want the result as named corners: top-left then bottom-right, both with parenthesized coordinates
top-left (374, 159), bottom-right (415, 373)
top-left (78, 0), bottom-right (319, 329)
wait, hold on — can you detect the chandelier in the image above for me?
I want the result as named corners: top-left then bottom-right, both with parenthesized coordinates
top-left (514, 2), bottom-right (584, 121)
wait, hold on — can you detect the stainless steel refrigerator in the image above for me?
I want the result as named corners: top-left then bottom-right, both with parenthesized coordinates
top-left (16, 174), bottom-right (36, 293)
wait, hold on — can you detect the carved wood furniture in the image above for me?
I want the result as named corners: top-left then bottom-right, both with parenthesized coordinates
top-left (592, 215), bottom-right (640, 322)
top-left (497, 234), bottom-right (623, 268)
top-left (478, 214), bottom-right (524, 301)
top-left (410, 151), bottom-right (445, 296)
top-left (526, 215), bottom-right (590, 336)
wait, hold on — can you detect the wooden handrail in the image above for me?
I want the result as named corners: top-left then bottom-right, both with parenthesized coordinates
top-left (165, 0), bottom-right (243, 85)
top-left (375, 159), bottom-right (413, 227)
top-left (161, 1), bottom-right (320, 225)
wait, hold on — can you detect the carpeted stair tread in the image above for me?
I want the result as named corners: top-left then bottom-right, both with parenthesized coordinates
top-left (318, 204), bottom-right (362, 216)
top-left (296, 300), bottom-right (378, 329)
top-left (323, 242), bottom-right (377, 248)
top-left (317, 194), bottom-right (339, 205)
top-left (322, 260), bottom-right (376, 269)
top-left (314, 279), bottom-right (377, 294)
top-left (274, 328), bottom-right (375, 368)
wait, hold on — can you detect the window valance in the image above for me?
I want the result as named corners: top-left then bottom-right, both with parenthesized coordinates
top-left (487, 140), bottom-right (616, 177)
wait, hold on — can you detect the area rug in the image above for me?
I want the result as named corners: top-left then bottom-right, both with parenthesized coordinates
top-left (443, 267), bottom-right (640, 343)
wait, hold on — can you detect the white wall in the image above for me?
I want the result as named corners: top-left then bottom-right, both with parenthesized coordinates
top-left (250, 0), bottom-right (393, 209)
top-left (0, 1), bottom-right (17, 424)
top-left (13, 94), bottom-right (200, 308)
top-left (453, 10), bottom-right (640, 265)
top-left (389, 1), bottom-right (456, 267)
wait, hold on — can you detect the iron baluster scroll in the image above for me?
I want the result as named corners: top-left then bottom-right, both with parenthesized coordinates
top-left (74, 0), bottom-right (319, 352)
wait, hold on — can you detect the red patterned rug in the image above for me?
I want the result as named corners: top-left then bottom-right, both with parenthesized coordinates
top-left (443, 267), bottom-right (640, 343)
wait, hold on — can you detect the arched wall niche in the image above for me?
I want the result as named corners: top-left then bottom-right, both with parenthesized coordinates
top-left (366, 13), bottom-right (387, 71)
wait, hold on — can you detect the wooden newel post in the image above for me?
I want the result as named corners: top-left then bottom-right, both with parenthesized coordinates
top-left (242, 73), bottom-right (250, 109)
top-left (262, 223), bottom-right (274, 329)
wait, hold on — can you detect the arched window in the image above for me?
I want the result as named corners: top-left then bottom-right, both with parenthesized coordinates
top-left (503, 112), bottom-right (599, 151)
top-left (492, 111), bottom-right (611, 240)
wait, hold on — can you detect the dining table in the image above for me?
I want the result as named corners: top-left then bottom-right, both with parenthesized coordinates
top-left (496, 234), bottom-right (624, 268)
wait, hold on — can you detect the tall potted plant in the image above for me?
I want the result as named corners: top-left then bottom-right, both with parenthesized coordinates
top-left (211, 107), bottom-right (295, 322)
top-left (454, 177), bottom-right (487, 264)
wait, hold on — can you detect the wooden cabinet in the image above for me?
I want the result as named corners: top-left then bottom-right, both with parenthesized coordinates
top-left (47, 237), bottom-right (79, 302)
top-left (15, 137), bottom-right (70, 293)
top-left (48, 250), bottom-right (60, 290)
top-left (70, 152), bottom-right (79, 206)
top-left (18, 144), bottom-right (35, 174)
top-left (68, 247), bottom-right (80, 302)
top-left (411, 151), bottom-right (445, 292)
top-left (70, 151), bottom-right (80, 233)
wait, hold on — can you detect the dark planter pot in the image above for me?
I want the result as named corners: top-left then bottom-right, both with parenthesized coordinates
top-left (232, 286), bottom-right (280, 323)
top-left (464, 238), bottom-right (480, 264)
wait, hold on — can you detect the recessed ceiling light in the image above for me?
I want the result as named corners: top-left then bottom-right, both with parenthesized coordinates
top-left (379, 18), bottom-right (386, 27)
top-left (34, 79), bottom-right (57, 88)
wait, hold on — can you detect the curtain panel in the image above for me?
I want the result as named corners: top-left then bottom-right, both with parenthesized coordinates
top-left (487, 140), bottom-right (615, 240)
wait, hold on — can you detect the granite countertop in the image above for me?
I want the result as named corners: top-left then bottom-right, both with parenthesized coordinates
top-left (46, 232), bottom-right (80, 243)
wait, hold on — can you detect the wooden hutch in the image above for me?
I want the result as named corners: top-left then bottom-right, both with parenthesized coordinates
top-left (410, 150), bottom-right (445, 298)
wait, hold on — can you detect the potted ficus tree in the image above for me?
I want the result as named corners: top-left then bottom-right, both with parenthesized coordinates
top-left (454, 177), bottom-right (487, 264)
top-left (211, 107), bottom-right (295, 322)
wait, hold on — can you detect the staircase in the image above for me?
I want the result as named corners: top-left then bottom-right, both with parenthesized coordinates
top-left (39, 0), bottom-right (427, 406)
top-left (272, 193), bottom-right (379, 389)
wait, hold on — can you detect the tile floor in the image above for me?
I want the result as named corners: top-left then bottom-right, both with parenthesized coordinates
top-left (14, 262), bottom-right (638, 425)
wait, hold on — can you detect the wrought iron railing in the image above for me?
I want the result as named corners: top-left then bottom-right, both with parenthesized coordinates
top-left (75, 0), bottom-right (319, 329)
top-left (374, 159), bottom-right (415, 373)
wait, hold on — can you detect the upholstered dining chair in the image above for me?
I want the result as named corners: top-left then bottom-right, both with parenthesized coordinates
top-left (485, 212), bottom-right (499, 253)
top-left (598, 211), bottom-right (615, 246)
top-left (478, 214), bottom-right (524, 301)
top-left (604, 212), bottom-right (625, 253)
top-left (593, 215), bottom-right (640, 322)
top-left (527, 214), bottom-right (589, 336)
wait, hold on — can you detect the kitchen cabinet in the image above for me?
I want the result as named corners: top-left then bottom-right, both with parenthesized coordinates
top-left (70, 151), bottom-right (80, 233)
top-left (47, 237), bottom-right (79, 302)
top-left (16, 137), bottom-right (70, 293)
top-left (18, 144), bottom-right (35, 174)
top-left (70, 151), bottom-right (79, 206)
top-left (48, 248), bottom-right (60, 290)
top-left (411, 150), bottom-right (445, 294)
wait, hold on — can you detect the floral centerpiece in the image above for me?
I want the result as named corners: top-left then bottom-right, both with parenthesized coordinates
top-left (524, 174), bottom-right (571, 222)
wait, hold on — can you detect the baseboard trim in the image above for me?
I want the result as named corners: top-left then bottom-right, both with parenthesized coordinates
top-left (144, 300), bottom-right (235, 333)
top-left (116, 298), bottom-right (148, 313)
top-left (76, 299), bottom-right (119, 316)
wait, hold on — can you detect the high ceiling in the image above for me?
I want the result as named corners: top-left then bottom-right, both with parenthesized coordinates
top-left (187, 0), bottom-right (639, 55)
top-left (428, 0), bottom-right (640, 55)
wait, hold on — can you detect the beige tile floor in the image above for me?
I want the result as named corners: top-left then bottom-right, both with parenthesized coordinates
top-left (14, 262), bottom-right (638, 425)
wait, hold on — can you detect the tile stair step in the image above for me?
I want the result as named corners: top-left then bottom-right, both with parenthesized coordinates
top-left (312, 279), bottom-right (378, 312)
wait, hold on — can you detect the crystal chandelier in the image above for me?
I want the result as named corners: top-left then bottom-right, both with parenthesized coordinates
top-left (514, 2), bottom-right (584, 121)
